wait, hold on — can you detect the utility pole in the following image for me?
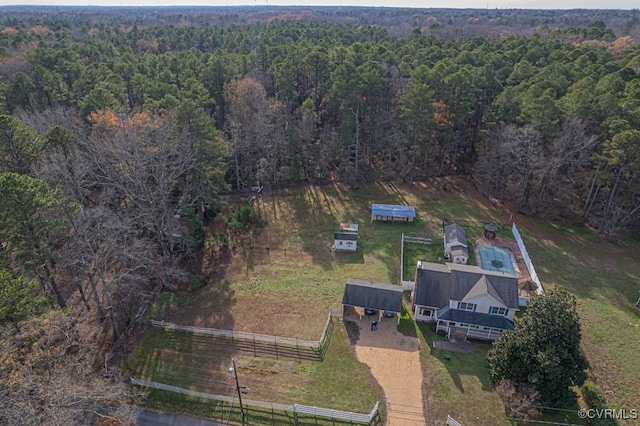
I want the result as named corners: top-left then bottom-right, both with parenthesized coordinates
top-left (230, 357), bottom-right (245, 423)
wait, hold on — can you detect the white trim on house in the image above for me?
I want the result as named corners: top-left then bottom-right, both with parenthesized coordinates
top-left (414, 305), bottom-right (438, 322)
top-left (436, 321), bottom-right (509, 340)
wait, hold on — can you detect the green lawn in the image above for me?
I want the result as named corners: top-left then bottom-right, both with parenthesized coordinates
top-left (127, 322), bottom-right (384, 422)
top-left (128, 177), bottom-right (640, 424)
top-left (520, 222), bottom-right (640, 412)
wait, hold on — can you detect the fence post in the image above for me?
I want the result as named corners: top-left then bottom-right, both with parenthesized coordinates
top-left (274, 335), bottom-right (278, 360)
top-left (253, 333), bottom-right (257, 357)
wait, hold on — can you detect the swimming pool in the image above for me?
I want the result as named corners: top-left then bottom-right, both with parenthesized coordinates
top-left (477, 246), bottom-right (516, 276)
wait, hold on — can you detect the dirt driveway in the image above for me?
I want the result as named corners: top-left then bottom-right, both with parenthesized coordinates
top-left (345, 312), bottom-right (426, 426)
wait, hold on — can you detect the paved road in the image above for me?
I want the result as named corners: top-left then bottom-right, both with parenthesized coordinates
top-left (137, 409), bottom-right (224, 426)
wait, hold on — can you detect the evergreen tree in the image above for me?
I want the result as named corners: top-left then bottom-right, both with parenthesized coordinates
top-left (487, 287), bottom-right (589, 407)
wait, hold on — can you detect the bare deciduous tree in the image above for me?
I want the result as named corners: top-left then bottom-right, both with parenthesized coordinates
top-left (495, 379), bottom-right (542, 421)
top-left (0, 312), bottom-right (143, 426)
top-left (225, 76), bottom-right (269, 190)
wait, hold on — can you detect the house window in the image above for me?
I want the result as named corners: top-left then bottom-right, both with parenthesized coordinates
top-left (457, 302), bottom-right (476, 311)
top-left (346, 242), bottom-right (353, 246)
top-left (489, 306), bottom-right (508, 316)
top-left (419, 308), bottom-right (432, 317)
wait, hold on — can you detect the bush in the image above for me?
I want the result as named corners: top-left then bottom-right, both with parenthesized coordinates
top-left (189, 274), bottom-right (206, 290)
top-left (581, 377), bottom-right (617, 426)
top-left (581, 378), bottom-right (605, 408)
top-left (222, 203), bottom-right (262, 233)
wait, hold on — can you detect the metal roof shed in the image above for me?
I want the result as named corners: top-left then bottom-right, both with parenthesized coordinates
top-left (370, 204), bottom-right (416, 223)
top-left (341, 279), bottom-right (403, 323)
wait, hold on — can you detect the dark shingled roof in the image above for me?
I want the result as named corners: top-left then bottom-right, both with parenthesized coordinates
top-left (414, 262), bottom-right (519, 310)
top-left (334, 232), bottom-right (358, 241)
top-left (449, 264), bottom-right (519, 309)
top-left (342, 279), bottom-right (403, 313)
top-left (413, 264), bottom-right (451, 308)
top-left (438, 309), bottom-right (515, 330)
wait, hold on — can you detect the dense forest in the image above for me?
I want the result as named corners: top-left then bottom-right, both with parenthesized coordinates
top-left (0, 6), bottom-right (639, 424)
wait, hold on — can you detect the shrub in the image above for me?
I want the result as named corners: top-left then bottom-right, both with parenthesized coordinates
top-left (189, 274), bottom-right (206, 290)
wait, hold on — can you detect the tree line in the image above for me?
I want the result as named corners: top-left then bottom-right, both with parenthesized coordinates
top-left (1, 15), bottom-right (638, 234)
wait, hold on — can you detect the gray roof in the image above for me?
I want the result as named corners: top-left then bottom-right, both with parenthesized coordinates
top-left (450, 245), bottom-right (469, 257)
top-left (449, 265), bottom-right (519, 309)
top-left (334, 232), bottom-right (358, 241)
top-left (413, 263), bottom-right (451, 308)
top-left (438, 309), bottom-right (515, 330)
top-left (342, 279), bottom-right (403, 312)
top-left (414, 262), bottom-right (519, 310)
top-left (444, 224), bottom-right (467, 247)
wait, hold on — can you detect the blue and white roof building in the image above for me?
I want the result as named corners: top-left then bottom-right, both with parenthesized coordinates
top-left (371, 204), bottom-right (416, 223)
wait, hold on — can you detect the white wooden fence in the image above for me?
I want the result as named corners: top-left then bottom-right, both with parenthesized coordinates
top-left (446, 414), bottom-right (463, 426)
top-left (511, 222), bottom-right (544, 304)
top-left (130, 377), bottom-right (379, 424)
top-left (400, 232), bottom-right (433, 291)
top-left (292, 401), bottom-right (379, 424)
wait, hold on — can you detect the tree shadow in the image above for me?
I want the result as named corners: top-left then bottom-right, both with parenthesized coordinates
top-left (282, 181), bottom-right (427, 273)
top-left (334, 248), bottom-right (365, 264)
top-left (416, 322), bottom-right (494, 393)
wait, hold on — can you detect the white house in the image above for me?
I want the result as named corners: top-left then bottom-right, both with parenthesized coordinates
top-left (412, 261), bottom-right (519, 340)
top-left (444, 224), bottom-right (468, 264)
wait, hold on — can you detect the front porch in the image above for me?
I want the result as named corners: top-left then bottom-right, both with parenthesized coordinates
top-left (436, 321), bottom-right (508, 341)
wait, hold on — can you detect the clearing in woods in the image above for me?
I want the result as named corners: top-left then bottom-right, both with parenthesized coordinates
top-left (133, 177), bottom-right (640, 425)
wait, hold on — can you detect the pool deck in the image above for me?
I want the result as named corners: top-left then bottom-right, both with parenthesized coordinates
top-left (474, 236), bottom-right (535, 298)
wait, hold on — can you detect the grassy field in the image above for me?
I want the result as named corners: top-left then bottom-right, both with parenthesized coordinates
top-left (128, 177), bottom-right (640, 425)
top-left (521, 222), bottom-right (640, 413)
top-left (127, 323), bottom-right (384, 421)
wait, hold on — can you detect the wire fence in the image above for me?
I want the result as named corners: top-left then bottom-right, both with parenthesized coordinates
top-left (400, 232), bottom-right (436, 290)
